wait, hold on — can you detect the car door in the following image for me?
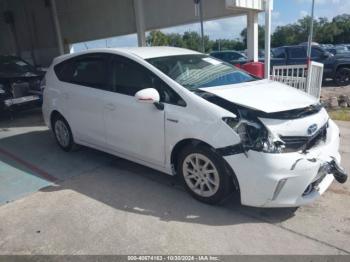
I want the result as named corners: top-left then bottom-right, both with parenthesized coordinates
top-left (63, 53), bottom-right (110, 147)
top-left (311, 47), bottom-right (326, 63)
top-left (287, 47), bottom-right (307, 65)
top-left (271, 47), bottom-right (287, 67)
top-left (103, 55), bottom-right (171, 166)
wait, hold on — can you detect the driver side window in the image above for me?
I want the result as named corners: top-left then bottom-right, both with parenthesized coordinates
top-left (111, 57), bottom-right (151, 96)
top-left (110, 56), bottom-right (186, 106)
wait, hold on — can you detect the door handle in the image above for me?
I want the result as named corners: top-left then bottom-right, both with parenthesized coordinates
top-left (105, 103), bottom-right (116, 111)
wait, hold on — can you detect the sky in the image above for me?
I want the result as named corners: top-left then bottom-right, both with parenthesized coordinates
top-left (72, 0), bottom-right (350, 52)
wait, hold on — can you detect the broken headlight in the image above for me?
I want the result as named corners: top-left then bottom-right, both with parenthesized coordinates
top-left (223, 117), bottom-right (285, 153)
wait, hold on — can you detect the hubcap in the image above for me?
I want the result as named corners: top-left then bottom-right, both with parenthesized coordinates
top-left (54, 120), bottom-right (70, 147)
top-left (182, 153), bottom-right (220, 197)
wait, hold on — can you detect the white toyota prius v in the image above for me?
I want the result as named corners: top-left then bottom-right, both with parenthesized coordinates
top-left (42, 47), bottom-right (347, 207)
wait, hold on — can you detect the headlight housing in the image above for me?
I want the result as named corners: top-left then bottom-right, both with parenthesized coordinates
top-left (223, 116), bottom-right (285, 153)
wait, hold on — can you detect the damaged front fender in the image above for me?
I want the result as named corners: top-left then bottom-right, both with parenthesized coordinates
top-left (216, 143), bottom-right (246, 157)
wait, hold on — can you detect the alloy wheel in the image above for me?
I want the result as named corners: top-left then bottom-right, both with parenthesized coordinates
top-left (54, 120), bottom-right (70, 148)
top-left (182, 153), bottom-right (220, 197)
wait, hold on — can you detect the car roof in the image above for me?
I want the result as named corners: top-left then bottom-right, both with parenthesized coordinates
top-left (55, 47), bottom-right (202, 64)
top-left (210, 50), bottom-right (240, 54)
top-left (275, 45), bottom-right (324, 50)
top-left (120, 46), bottom-right (201, 59)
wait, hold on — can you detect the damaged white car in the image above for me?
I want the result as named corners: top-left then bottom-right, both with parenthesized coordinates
top-left (42, 47), bottom-right (347, 207)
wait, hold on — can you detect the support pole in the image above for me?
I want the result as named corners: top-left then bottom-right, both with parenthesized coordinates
top-left (199, 0), bottom-right (205, 53)
top-left (134, 0), bottom-right (146, 47)
top-left (307, 0), bottom-right (315, 64)
top-left (247, 11), bottom-right (258, 62)
top-left (264, 0), bottom-right (272, 78)
top-left (50, 0), bottom-right (64, 55)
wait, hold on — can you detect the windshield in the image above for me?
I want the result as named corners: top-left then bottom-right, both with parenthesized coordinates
top-left (146, 54), bottom-right (256, 90)
top-left (0, 56), bottom-right (37, 75)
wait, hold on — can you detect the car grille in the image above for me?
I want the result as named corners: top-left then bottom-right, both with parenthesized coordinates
top-left (280, 121), bottom-right (328, 152)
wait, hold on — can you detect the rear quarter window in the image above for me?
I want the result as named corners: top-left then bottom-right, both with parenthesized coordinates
top-left (53, 54), bottom-right (109, 90)
top-left (54, 60), bottom-right (75, 82)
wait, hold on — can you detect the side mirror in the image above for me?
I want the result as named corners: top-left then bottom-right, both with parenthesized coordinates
top-left (135, 88), bottom-right (164, 110)
top-left (135, 88), bottom-right (160, 103)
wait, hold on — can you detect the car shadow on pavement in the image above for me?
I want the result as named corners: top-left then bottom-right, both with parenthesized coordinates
top-left (0, 129), bottom-right (297, 226)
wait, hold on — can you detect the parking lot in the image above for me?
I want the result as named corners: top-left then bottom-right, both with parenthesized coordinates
top-left (0, 109), bottom-right (349, 255)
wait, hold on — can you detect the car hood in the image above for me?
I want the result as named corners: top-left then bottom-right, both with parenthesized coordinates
top-left (199, 79), bottom-right (317, 113)
top-left (334, 53), bottom-right (350, 59)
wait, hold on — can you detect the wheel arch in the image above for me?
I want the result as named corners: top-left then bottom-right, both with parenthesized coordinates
top-left (50, 110), bottom-right (65, 129)
top-left (170, 138), bottom-right (241, 192)
top-left (336, 63), bottom-right (350, 72)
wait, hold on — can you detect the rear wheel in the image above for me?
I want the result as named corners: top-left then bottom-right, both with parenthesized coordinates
top-left (52, 116), bottom-right (75, 152)
top-left (178, 145), bottom-right (234, 204)
top-left (335, 67), bottom-right (350, 86)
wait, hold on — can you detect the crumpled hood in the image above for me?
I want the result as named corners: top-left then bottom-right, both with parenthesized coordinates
top-left (200, 79), bottom-right (317, 113)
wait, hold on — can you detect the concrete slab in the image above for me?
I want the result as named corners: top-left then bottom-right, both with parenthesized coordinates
top-left (0, 156), bottom-right (52, 205)
top-left (0, 110), bottom-right (349, 255)
top-left (0, 164), bottom-right (347, 255)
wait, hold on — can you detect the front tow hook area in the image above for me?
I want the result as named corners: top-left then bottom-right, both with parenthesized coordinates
top-left (329, 160), bottom-right (348, 184)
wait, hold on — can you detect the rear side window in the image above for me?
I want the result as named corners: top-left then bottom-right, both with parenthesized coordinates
top-left (272, 48), bottom-right (286, 59)
top-left (226, 52), bottom-right (240, 60)
top-left (288, 47), bottom-right (307, 59)
top-left (211, 52), bottom-right (240, 62)
top-left (54, 54), bottom-right (109, 90)
top-left (311, 48), bottom-right (324, 58)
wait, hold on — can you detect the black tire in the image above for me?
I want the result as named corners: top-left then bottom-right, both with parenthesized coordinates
top-left (177, 145), bottom-right (235, 205)
top-left (335, 67), bottom-right (350, 86)
top-left (52, 115), bottom-right (75, 152)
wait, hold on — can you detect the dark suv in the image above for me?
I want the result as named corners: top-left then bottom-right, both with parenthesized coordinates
top-left (271, 45), bottom-right (350, 86)
top-left (210, 50), bottom-right (247, 65)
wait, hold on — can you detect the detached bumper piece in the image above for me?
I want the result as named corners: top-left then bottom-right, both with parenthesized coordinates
top-left (303, 160), bottom-right (347, 196)
top-left (329, 160), bottom-right (348, 184)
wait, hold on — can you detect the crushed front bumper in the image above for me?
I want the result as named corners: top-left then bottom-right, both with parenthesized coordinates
top-left (224, 119), bottom-right (347, 207)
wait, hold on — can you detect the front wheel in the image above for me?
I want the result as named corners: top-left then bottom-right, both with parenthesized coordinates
top-left (178, 145), bottom-right (234, 204)
top-left (335, 67), bottom-right (350, 86)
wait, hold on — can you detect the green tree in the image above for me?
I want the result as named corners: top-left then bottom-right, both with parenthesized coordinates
top-left (240, 25), bottom-right (265, 49)
top-left (182, 31), bottom-right (213, 52)
top-left (146, 31), bottom-right (169, 46)
top-left (332, 14), bottom-right (350, 43)
top-left (271, 14), bottom-right (350, 47)
top-left (212, 39), bottom-right (245, 51)
top-left (166, 33), bottom-right (184, 47)
top-left (146, 13), bottom-right (350, 53)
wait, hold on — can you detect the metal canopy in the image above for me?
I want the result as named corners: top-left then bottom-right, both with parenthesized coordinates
top-left (0, 0), bottom-right (271, 77)
top-left (56, 0), bottom-right (263, 45)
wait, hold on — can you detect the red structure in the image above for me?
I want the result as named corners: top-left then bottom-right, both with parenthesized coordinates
top-left (241, 62), bottom-right (265, 78)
